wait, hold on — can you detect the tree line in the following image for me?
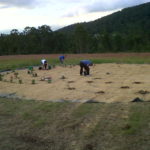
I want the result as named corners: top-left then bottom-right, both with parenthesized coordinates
top-left (0, 23), bottom-right (149, 55)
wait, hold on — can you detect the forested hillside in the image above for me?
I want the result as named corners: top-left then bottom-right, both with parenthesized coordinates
top-left (59, 2), bottom-right (150, 34)
top-left (0, 2), bottom-right (150, 55)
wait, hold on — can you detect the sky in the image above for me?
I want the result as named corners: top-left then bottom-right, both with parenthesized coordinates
top-left (0, 0), bottom-right (149, 33)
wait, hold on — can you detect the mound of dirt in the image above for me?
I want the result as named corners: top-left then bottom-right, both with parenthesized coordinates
top-left (0, 64), bottom-right (150, 103)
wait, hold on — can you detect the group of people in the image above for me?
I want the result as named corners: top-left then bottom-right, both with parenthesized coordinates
top-left (40, 55), bottom-right (66, 70)
top-left (40, 55), bottom-right (93, 76)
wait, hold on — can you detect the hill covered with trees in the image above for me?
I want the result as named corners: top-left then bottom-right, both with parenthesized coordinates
top-left (0, 2), bottom-right (150, 55)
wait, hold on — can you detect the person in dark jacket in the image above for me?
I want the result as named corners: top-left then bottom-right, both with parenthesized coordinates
top-left (80, 60), bottom-right (93, 76)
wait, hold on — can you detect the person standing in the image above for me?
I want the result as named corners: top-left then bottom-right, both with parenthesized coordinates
top-left (80, 60), bottom-right (93, 76)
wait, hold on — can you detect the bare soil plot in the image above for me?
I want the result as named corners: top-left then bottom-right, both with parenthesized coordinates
top-left (0, 63), bottom-right (150, 102)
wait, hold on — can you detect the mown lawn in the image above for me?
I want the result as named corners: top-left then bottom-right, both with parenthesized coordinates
top-left (0, 98), bottom-right (149, 150)
top-left (1, 53), bottom-right (150, 70)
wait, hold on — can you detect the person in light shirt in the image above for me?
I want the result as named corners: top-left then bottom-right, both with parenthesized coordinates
top-left (41, 59), bottom-right (48, 70)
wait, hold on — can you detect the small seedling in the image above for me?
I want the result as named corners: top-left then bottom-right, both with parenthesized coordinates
top-left (48, 65), bottom-right (52, 70)
top-left (28, 66), bottom-right (33, 71)
top-left (32, 79), bottom-right (35, 84)
top-left (10, 76), bottom-right (13, 83)
top-left (18, 79), bottom-right (23, 84)
top-left (27, 70), bottom-right (31, 74)
top-left (0, 74), bottom-right (3, 81)
top-left (14, 72), bottom-right (19, 78)
top-left (32, 73), bottom-right (38, 77)
top-left (48, 79), bottom-right (52, 83)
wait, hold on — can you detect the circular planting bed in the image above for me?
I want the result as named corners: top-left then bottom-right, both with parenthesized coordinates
top-left (0, 64), bottom-right (150, 103)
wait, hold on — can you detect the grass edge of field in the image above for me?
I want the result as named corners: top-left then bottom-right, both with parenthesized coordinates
top-left (1, 57), bottom-right (150, 70)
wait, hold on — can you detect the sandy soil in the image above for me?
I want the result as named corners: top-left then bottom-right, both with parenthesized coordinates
top-left (0, 63), bottom-right (150, 103)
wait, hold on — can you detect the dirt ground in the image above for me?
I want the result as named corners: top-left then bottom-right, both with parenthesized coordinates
top-left (0, 63), bottom-right (150, 103)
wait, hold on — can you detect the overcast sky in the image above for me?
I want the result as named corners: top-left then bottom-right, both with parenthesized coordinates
top-left (0, 0), bottom-right (149, 33)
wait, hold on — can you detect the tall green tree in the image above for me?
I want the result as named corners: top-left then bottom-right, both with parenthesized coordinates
top-left (73, 24), bottom-right (90, 53)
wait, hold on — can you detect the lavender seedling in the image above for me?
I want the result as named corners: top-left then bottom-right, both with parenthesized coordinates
top-left (32, 79), bottom-right (35, 84)
top-left (0, 74), bottom-right (3, 81)
top-left (19, 79), bottom-right (23, 84)
top-left (10, 76), bottom-right (13, 83)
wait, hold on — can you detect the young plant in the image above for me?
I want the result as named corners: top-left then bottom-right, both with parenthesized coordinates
top-left (18, 79), bottom-right (23, 84)
top-left (32, 73), bottom-right (38, 77)
top-left (28, 66), bottom-right (33, 71)
top-left (10, 76), bottom-right (13, 83)
top-left (48, 65), bottom-right (52, 70)
top-left (0, 74), bottom-right (3, 81)
top-left (32, 79), bottom-right (35, 84)
top-left (14, 72), bottom-right (19, 78)
top-left (27, 70), bottom-right (31, 74)
top-left (48, 79), bottom-right (52, 83)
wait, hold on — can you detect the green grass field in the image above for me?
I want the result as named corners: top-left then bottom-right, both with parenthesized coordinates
top-left (1, 55), bottom-right (150, 70)
top-left (0, 98), bottom-right (149, 150)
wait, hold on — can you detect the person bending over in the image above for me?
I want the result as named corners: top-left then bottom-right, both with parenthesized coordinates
top-left (80, 60), bottom-right (93, 76)
top-left (41, 59), bottom-right (48, 70)
top-left (59, 55), bottom-right (66, 64)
